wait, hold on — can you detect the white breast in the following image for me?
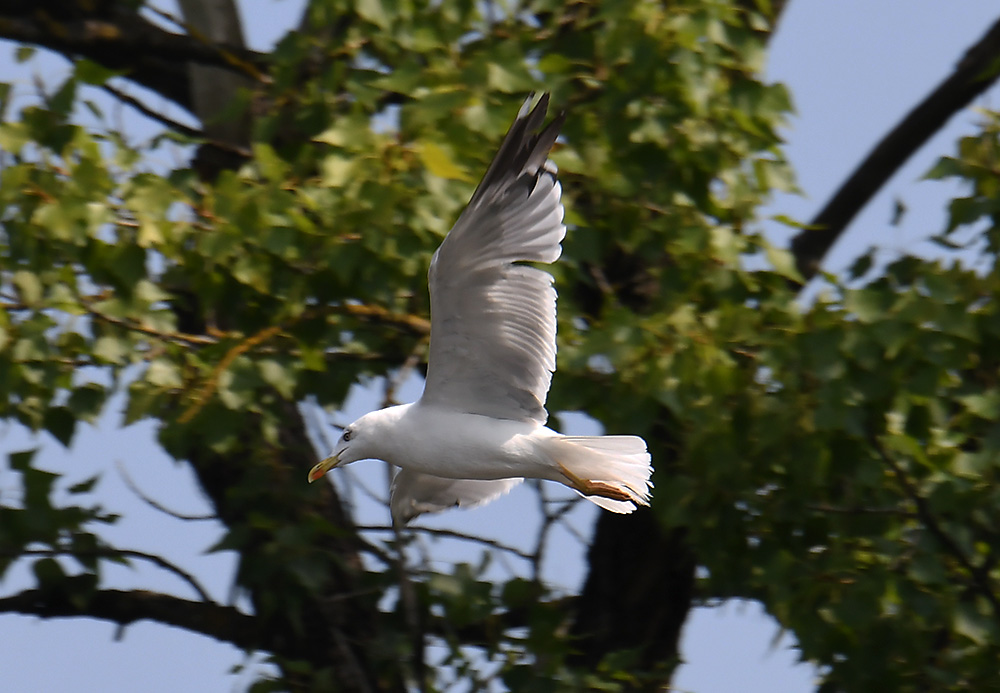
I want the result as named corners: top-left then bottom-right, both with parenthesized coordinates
top-left (384, 405), bottom-right (556, 481)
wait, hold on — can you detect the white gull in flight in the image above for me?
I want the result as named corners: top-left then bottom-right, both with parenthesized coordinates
top-left (309, 94), bottom-right (653, 524)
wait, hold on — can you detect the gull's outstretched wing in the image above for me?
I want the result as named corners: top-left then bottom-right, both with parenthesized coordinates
top-left (390, 469), bottom-right (523, 525)
top-left (419, 94), bottom-right (566, 424)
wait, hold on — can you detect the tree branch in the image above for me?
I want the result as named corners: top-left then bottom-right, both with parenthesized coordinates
top-left (356, 525), bottom-right (533, 562)
top-left (12, 547), bottom-right (214, 603)
top-left (101, 83), bottom-right (203, 138)
top-left (0, 4), bottom-right (266, 113)
top-left (791, 16), bottom-right (1000, 281)
top-left (0, 588), bottom-right (262, 651)
top-left (331, 303), bottom-right (431, 336)
top-left (114, 459), bottom-right (217, 522)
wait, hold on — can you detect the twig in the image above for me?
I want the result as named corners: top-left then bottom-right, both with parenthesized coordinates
top-left (102, 83), bottom-right (203, 138)
top-left (80, 294), bottom-right (217, 347)
top-left (532, 486), bottom-right (586, 582)
top-left (330, 303), bottom-right (430, 336)
top-left (381, 341), bottom-right (427, 409)
top-left (390, 515), bottom-right (428, 692)
top-left (806, 502), bottom-right (917, 518)
top-left (531, 481), bottom-right (552, 582)
top-left (178, 324), bottom-right (283, 422)
top-left (114, 459), bottom-right (216, 522)
top-left (350, 535), bottom-right (394, 568)
top-left (339, 466), bottom-right (389, 509)
top-left (356, 525), bottom-right (533, 562)
top-left (144, 5), bottom-right (268, 83)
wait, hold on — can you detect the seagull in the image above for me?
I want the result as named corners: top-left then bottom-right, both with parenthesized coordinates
top-left (309, 94), bottom-right (653, 524)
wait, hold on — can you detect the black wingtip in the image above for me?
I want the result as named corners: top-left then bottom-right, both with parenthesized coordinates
top-left (468, 93), bottom-right (566, 207)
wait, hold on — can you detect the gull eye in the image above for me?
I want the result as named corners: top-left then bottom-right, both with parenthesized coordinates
top-left (343, 429), bottom-right (352, 442)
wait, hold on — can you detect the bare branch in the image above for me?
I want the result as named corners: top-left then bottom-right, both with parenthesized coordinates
top-left (101, 83), bottom-right (203, 138)
top-left (356, 525), bottom-right (533, 562)
top-left (114, 459), bottom-right (217, 523)
top-left (530, 482), bottom-right (582, 582)
top-left (791, 16), bottom-right (1000, 281)
top-left (388, 515), bottom-right (428, 692)
top-left (381, 342), bottom-right (427, 409)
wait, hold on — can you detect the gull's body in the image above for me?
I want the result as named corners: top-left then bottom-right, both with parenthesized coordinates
top-left (345, 404), bottom-right (557, 481)
top-left (309, 94), bottom-right (653, 523)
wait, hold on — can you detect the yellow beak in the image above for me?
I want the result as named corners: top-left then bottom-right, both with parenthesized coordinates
top-left (307, 454), bottom-right (340, 483)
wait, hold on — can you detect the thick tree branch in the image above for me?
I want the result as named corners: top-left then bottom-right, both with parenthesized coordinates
top-left (0, 4), bottom-right (266, 113)
top-left (791, 16), bottom-right (1000, 281)
top-left (0, 588), bottom-right (262, 651)
top-left (570, 512), bottom-right (695, 683)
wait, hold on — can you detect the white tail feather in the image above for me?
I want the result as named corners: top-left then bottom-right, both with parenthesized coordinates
top-left (542, 435), bottom-right (653, 513)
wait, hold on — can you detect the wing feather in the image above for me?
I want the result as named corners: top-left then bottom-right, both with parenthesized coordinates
top-left (420, 95), bottom-right (566, 424)
top-left (390, 469), bottom-right (523, 524)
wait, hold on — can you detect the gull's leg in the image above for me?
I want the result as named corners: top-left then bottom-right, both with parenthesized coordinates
top-left (557, 462), bottom-right (633, 502)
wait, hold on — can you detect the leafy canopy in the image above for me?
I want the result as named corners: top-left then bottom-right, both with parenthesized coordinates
top-left (0, 1), bottom-right (998, 690)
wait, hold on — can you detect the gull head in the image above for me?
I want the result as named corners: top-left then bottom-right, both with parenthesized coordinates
top-left (307, 408), bottom-right (399, 483)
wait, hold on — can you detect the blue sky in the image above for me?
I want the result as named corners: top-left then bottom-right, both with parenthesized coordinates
top-left (2, 2), bottom-right (1000, 691)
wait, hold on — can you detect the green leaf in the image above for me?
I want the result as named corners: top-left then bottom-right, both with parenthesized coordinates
top-left (959, 392), bottom-right (1000, 419)
top-left (15, 45), bottom-right (36, 63)
top-left (416, 141), bottom-right (472, 181)
top-left (33, 558), bottom-right (67, 587)
top-left (253, 143), bottom-right (290, 181)
top-left (258, 359), bottom-right (296, 399)
top-left (146, 359), bottom-right (183, 389)
top-left (74, 59), bottom-right (125, 85)
top-left (355, 0), bottom-right (391, 29)
top-left (9, 449), bottom-right (38, 472)
top-left (67, 475), bottom-right (101, 495)
top-left (765, 245), bottom-right (803, 283)
top-left (923, 156), bottom-right (963, 180)
top-left (0, 121), bottom-right (30, 153)
top-left (43, 406), bottom-right (76, 447)
top-left (137, 221), bottom-right (164, 248)
top-left (93, 335), bottom-right (128, 364)
top-left (953, 601), bottom-right (993, 646)
top-left (844, 285), bottom-right (893, 323)
top-left (134, 279), bottom-right (171, 304)
top-left (68, 384), bottom-right (107, 422)
top-left (48, 76), bottom-right (77, 117)
top-left (12, 270), bottom-right (43, 305)
top-left (320, 155), bottom-right (354, 187)
top-left (0, 82), bottom-right (11, 119)
top-left (486, 63), bottom-right (535, 93)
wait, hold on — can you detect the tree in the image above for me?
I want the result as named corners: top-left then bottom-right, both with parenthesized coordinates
top-left (2, 1), bottom-right (1000, 690)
